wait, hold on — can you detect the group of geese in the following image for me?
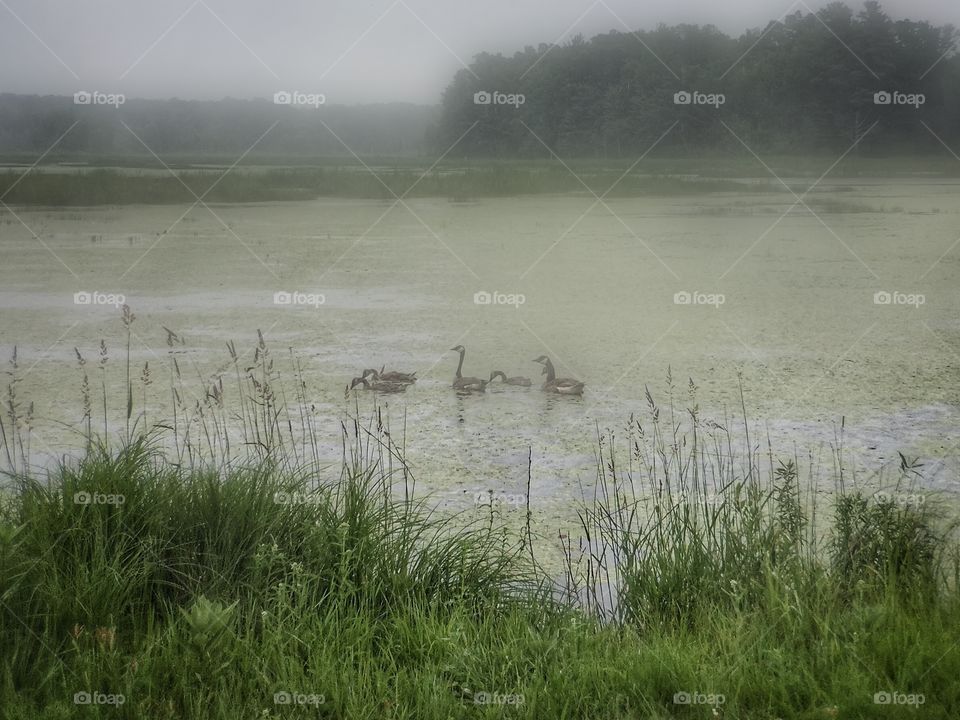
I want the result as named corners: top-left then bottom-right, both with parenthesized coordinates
top-left (348, 345), bottom-right (585, 396)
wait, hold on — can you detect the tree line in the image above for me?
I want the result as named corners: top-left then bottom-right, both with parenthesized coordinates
top-left (434, 1), bottom-right (959, 157)
top-left (0, 2), bottom-right (955, 162)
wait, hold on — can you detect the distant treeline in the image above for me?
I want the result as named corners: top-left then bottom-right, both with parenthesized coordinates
top-left (0, 2), bottom-right (956, 163)
top-left (437, 1), bottom-right (959, 156)
top-left (0, 95), bottom-right (437, 159)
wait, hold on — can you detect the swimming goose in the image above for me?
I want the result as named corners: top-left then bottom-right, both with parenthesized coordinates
top-left (450, 345), bottom-right (487, 392)
top-left (532, 355), bottom-right (584, 395)
top-left (489, 370), bottom-right (532, 387)
top-left (350, 376), bottom-right (407, 394)
top-left (363, 366), bottom-right (417, 385)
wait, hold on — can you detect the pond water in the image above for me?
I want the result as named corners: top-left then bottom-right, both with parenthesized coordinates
top-left (1, 181), bottom-right (958, 539)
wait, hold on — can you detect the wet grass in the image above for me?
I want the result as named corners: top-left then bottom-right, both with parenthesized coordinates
top-left (1, 331), bottom-right (959, 718)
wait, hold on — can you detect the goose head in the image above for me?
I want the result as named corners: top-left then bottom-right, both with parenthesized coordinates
top-left (532, 355), bottom-right (549, 365)
top-left (450, 345), bottom-right (466, 353)
top-left (349, 377), bottom-right (368, 390)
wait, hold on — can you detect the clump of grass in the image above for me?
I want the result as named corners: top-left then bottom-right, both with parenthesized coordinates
top-left (564, 369), bottom-right (955, 631)
top-left (831, 491), bottom-right (944, 602)
top-left (0, 418), bottom-right (539, 716)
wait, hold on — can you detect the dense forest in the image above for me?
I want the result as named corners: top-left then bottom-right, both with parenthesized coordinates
top-left (0, 1), bottom-right (956, 161)
top-left (437, 1), bottom-right (959, 156)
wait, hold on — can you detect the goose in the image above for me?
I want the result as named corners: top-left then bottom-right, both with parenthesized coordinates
top-left (489, 370), bottom-right (532, 387)
top-left (532, 355), bottom-right (584, 395)
top-left (349, 376), bottom-right (407, 394)
top-left (363, 366), bottom-right (417, 385)
top-left (450, 345), bottom-right (488, 392)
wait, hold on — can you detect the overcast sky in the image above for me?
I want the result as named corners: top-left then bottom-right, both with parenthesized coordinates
top-left (1, 0), bottom-right (956, 104)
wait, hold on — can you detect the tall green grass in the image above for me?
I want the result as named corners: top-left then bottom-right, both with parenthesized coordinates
top-left (1, 329), bottom-right (959, 718)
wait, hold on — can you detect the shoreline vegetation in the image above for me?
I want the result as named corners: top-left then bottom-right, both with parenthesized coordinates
top-left (0, 156), bottom-right (958, 206)
top-left (1, 327), bottom-right (959, 718)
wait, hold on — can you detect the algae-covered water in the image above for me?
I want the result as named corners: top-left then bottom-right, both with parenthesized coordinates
top-left (1, 180), bottom-right (958, 527)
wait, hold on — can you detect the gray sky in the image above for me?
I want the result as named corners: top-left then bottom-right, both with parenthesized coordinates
top-left (1, 0), bottom-right (957, 104)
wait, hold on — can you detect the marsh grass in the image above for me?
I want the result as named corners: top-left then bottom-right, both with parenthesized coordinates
top-left (3, 153), bottom-right (956, 205)
top-left (0, 165), bottom-right (779, 205)
top-left (1, 322), bottom-right (959, 718)
top-left (564, 374), bottom-right (957, 627)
